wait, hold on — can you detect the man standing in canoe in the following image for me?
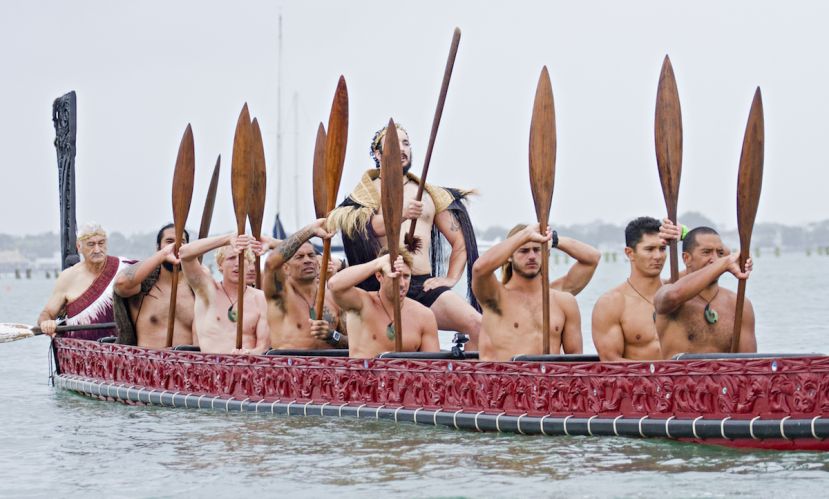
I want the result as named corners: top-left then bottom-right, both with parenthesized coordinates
top-left (179, 233), bottom-right (270, 354)
top-left (111, 223), bottom-right (196, 348)
top-left (472, 223), bottom-right (598, 361)
top-left (37, 223), bottom-right (133, 340)
top-left (262, 219), bottom-right (348, 350)
top-left (592, 217), bottom-right (681, 361)
top-left (327, 123), bottom-right (482, 348)
top-left (328, 249), bottom-right (439, 358)
top-left (654, 227), bottom-right (756, 359)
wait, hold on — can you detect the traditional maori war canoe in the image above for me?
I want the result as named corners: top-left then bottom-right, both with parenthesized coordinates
top-left (44, 60), bottom-right (829, 452)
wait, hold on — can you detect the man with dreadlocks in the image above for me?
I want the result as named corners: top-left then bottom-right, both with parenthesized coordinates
top-left (471, 223), bottom-right (600, 361)
top-left (112, 223), bottom-right (196, 348)
top-left (327, 123), bottom-right (483, 348)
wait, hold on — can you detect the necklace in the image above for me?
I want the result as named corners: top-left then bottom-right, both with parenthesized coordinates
top-left (296, 287), bottom-right (318, 320)
top-left (697, 287), bottom-right (720, 324)
top-left (626, 279), bottom-right (657, 322)
top-left (376, 291), bottom-right (399, 341)
top-left (220, 281), bottom-right (244, 323)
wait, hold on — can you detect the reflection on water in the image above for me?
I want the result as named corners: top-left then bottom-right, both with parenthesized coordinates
top-left (2, 255), bottom-right (829, 497)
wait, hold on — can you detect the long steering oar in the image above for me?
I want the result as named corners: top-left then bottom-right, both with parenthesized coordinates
top-left (249, 118), bottom-right (267, 289)
top-left (528, 67), bottom-right (556, 355)
top-left (166, 124), bottom-right (195, 348)
top-left (404, 27), bottom-right (461, 252)
top-left (381, 119), bottom-right (405, 352)
top-left (231, 103), bottom-right (253, 349)
top-left (654, 55), bottom-right (683, 282)
top-left (312, 123), bottom-right (328, 219)
top-left (0, 322), bottom-right (116, 343)
top-left (198, 155), bottom-right (221, 241)
top-left (314, 77), bottom-right (349, 321)
top-left (731, 88), bottom-right (764, 353)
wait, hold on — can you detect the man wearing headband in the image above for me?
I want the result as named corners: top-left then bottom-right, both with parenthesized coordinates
top-left (327, 123), bottom-right (483, 349)
top-left (112, 223), bottom-right (196, 348)
top-left (178, 232), bottom-right (270, 354)
top-left (37, 223), bottom-right (134, 340)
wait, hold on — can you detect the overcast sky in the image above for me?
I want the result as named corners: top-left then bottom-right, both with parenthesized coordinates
top-left (2, 0), bottom-right (828, 237)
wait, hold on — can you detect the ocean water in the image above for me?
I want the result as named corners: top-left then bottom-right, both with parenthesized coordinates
top-left (1, 254), bottom-right (829, 497)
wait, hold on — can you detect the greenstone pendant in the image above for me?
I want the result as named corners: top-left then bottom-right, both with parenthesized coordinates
top-left (227, 305), bottom-right (237, 323)
top-left (310, 307), bottom-right (317, 320)
top-left (704, 304), bottom-right (718, 324)
top-left (386, 323), bottom-right (395, 341)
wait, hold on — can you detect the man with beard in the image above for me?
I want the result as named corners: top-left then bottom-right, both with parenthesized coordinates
top-left (38, 223), bottom-right (133, 340)
top-left (471, 223), bottom-right (596, 361)
top-left (654, 227), bottom-right (756, 359)
top-left (328, 249), bottom-right (439, 358)
top-left (179, 233), bottom-right (270, 354)
top-left (112, 223), bottom-right (195, 348)
top-left (591, 217), bottom-right (681, 361)
top-left (262, 219), bottom-right (348, 350)
top-left (328, 123), bottom-right (482, 348)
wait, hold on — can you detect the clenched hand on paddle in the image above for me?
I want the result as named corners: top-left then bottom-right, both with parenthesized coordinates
top-left (166, 124), bottom-right (196, 348)
top-left (528, 67), bottom-right (556, 355)
top-left (381, 119), bottom-right (405, 352)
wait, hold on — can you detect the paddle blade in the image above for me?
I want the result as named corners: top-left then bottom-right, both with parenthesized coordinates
top-left (249, 118), bottom-right (267, 239)
top-left (324, 76), bottom-right (349, 212)
top-left (231, 103), bottom-right (253, 235)
top-left (736, 87), bottom-right (765, 260)
top-left (313, 122), bottom-right (328, 219)
top-left (172, 124), bottom-right (196, 245)
top-left (198, 155), bottom-right (221, 240)
top-left (654, 55), bottom-right (683, 219)
top-left (528, 66), bottom-right (556, 225)
top-left (381, 118), bottom-right (404, 255)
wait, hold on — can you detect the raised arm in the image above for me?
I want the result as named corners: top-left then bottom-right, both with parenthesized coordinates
top-left (178, 232), bottom-right (233, 297)
top-left (549, 235), bottom-right (600, 296)
top-left (654, 252), bottom-right (750, 315)
top-left (557, 292), bottom-right (583, 354)
top-left (114, 244), bottom-right (176, 297)
top-left (263, 219), bottom-right (330, 301)
top-left (591, 291), bottom-right (626, 361)
top-left (328, 255), bottom-right (390, 312)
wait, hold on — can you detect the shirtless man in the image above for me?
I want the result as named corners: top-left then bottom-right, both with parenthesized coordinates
top-left (179, 233), bottom-right (270, 354)
top-left (113, 224), bottom-right (195, 348)
top-left (328, 250), bottom-right (439, 358)
top-left (328, 124), bottom-right (482, 348)
top-left (654, 227), bottom-right (756, 359)
top-left (471, 223), bottom-right (587, 361)
top-left (262, 219), bottom-right (348, 350)
top-left (38, 223), bottom-right (132, 340)
top-left (592, 217), bottom-right (681, 361)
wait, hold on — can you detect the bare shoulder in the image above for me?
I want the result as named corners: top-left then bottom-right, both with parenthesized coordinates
top-left (551, 289), bottom-right (578, 307)
top-left (593, 286), bottom-right (626, 314)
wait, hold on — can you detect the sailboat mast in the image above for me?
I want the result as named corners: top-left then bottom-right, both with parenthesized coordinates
top-left (293, 92), bottom-right (300, 229)
top-left (275, 13), bottom-right (283, 218)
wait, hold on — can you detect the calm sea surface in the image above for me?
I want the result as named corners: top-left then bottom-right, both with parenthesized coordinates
top-left (2, 254), bottom-right (829, 498)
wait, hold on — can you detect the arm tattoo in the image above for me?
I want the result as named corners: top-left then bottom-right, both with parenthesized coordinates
top-left (123, 263), bottom-right (139, 283)
top-left (449, 216), bottom-right (460, 232)
top-left (277, 227), bottom-right (314, 261)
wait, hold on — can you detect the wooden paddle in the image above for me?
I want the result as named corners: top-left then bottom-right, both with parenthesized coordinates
top-left (166, 124), bottom-right (195, 348)
top-left (528, 67), bottom-right (556, 355)
top-left (314, 77), bottom-right (348, 322)
top-left (654, 55), bottom-right (683, 282)
top-left (381, 119), bottom-right (405, 352)
top-left (198, 155), bottom-right (221, 240)
top-left (231, 104), bottom-right (253, 349)
top-left (0, 322), bottom-right (116, 343)
top-left (312, 123), bottom-right (328, 218)
top-left (249, 118), bottom-right (267, 289)
top-left (731, 88), bottom-right (764, 353)
top-left (404, 27), bottom-right (462, 252)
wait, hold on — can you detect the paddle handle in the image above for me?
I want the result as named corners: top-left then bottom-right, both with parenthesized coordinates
top-left (31, 322), bottom-right (116, 335)
top-left (540, 224), bottom-right (551, 355)
top-left (406, 28), bottom-right (461, 243)
top-left (235, 251), bottom-right (245, 349)
top-left (393, 276), bottom-right (403, 353)
top-left (254, 255), bottom-right (262, 290)
top-left (315, 239), bottom-right (333, 317)
top-left (165, 265), bottom-right (180, 347)
top-left (730, 256), bottom-right (749, 353)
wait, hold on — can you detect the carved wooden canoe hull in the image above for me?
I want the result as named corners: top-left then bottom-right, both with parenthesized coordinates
top-left (51, 337), bottom-right (829, 451)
